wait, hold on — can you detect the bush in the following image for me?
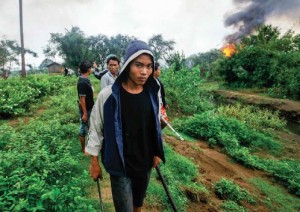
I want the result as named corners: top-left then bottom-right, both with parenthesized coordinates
top-left (174, 112), bottom-right (281, 154)
top-left (213, 178), bottom-right (256, 204)
top-left (216, 103), bottom-right (286, 131)
top-left (221, 200), bottom-right (247, 212)
top-left (0, 75), bottom-right (77, 117)
top-left (160, 68), bottom-right (214, 115)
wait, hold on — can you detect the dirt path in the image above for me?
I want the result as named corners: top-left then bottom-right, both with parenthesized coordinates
top-left (6, 99), bottom-right (49, 127)
top-left (164, 135), bottom-right (270, 212)
top-left (213, 90), bottom-right (300, 121)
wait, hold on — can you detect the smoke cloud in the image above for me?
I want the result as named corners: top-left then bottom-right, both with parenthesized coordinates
top-left (224, 0), bottom-right (300, 43)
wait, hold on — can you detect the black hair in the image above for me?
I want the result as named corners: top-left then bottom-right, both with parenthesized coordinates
top-left (120, 55), bottom-right (155, 83)
top-left (79, 60), bottom-right (92, 74)
top-left (106, 55), bottom-right (120, 65)
top-left (154, 62), bottom-right (160, 71)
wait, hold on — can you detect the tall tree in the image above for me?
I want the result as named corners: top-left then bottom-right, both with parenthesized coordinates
top-left (86, 34), bottom-right (135, 69)
top-left (86, 34), bottom-right (109, 69)
top-left (43, 26), bottom-right (89, 70)
top-left (148, 34), bottom-right (175, 62)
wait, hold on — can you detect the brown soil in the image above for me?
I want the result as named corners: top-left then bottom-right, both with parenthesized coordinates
top-left (164, 135), bottom-right (271, 212)
top-left (213, 90), bottom-right (300, 122)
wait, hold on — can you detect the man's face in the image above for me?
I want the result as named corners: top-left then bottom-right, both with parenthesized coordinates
top-left (154, 67), bottom-right (161, 78)
top-left (128, 54), bottom-right (153, 86)
top-left (107, 59), bottom-right (119, 75)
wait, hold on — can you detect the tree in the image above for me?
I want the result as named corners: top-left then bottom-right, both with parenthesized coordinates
top-left (0, 38), bottom-right (37, 79)
top-left (86, 34), bottom-right (135, 69)
top-left (44, 27), bottom-right (136, 70)
top-left (106, 34), bottom-right (136, 62)
top-left (187, 49), bottom-right (222, 78)
top-left (218, 24), bottom-right (300, 99)
top-left (148, 34), bottom-right (175, 62)
top-left (86, 34), bottom-right (109, 69)
top-left (43, 26), bottom-right (89, 70)
top-left (165, 51), bottom-right (186, 72)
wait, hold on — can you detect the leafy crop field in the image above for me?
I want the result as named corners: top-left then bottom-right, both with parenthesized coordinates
top-left (1, 74), bottom-right (299, 211)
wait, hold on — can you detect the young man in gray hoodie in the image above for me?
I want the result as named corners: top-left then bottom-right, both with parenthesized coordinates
top-left (85, 40), bottom-right (165, 212)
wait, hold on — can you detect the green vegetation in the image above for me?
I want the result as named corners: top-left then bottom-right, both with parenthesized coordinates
top-left (160, 67), bottom-right (214, 115)
top-left (173, 112), bottom-right (300, 196)
top-left (174, 112), bottom-right (282, 154)
top-left (0, 77), bottom-right (98, 211)
top-left (1, 23), bottom-right (299, 211)
top-left (216, 103), bottom-right (286, 131)
top-left (218, 25), bottom-right (300, 100)
top-left (0, 75), bottom-right (76, 118)
top-left (0, 75), bottom-right (207, 211)
top-left (220, 200), bottom-right (247, 212)
top-left (146, 145), bottom-right (208, 211)
top-left (249, 178), bottom-right (300, 211)
top-left (213, 178), bottom-right (256, 204)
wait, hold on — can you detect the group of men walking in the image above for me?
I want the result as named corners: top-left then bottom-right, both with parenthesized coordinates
top-left (76, 40), bottom-right (168, 212)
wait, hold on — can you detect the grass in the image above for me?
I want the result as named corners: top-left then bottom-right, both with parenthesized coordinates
top-left (249, 178), bottom-right (300, 212)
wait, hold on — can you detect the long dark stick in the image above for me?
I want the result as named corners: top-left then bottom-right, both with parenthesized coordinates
top-left (97, 179), bottom-right (104, 212)
top-left (155, 166), bottom-right (178, 212)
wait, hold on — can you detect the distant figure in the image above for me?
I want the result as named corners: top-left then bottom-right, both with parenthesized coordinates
top-left (93, 62), bottom-right (108, 80)
top-left (64, 67), bottom-right (69, 76)
top-left (153, 62), bottom-right (169, 127)
top-left (153, 62), bottom-right (169, 110)
top-left (100, 54), bottom-right (120, 89)
top-left (77, 60), bottom-right (94, 153)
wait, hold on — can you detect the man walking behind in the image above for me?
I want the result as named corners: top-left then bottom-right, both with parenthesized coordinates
top-left (100, 54), bottom-right (120, 89)
top-left (85, 40), bottom-right (165, 212)
top-left (77, 60), bottom-right (94, 153)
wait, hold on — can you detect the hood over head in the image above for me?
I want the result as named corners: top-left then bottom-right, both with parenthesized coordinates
top-left (119, 40), bottom-right (154, 77)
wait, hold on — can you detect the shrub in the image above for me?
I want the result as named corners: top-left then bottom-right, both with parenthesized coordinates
top-left (213, 178), bottom-right (256, 204)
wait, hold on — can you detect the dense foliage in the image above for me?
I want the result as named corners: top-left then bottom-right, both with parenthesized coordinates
top-left (218, 25), bottom-right (300, 100)
top-left (0, 79), bottom-right (97, 211)
top-left (160, 67), bottom-right (214, 115)
top-left (0, 75), bottom-right (74, 118)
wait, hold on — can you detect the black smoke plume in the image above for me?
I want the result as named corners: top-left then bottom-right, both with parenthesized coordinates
top-left (224, 0), bottom-right (300, 43)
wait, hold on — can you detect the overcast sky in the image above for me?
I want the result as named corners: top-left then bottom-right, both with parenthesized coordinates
top-left (1, 0), bottom-right (299, 67)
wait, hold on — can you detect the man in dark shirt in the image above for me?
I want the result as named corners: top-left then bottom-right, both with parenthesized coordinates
top-left (86, 40), bottom-right (165, 212)
top-left (77, 60), bottom-right (94, 152)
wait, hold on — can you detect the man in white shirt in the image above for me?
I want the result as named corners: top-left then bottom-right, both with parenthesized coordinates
top-left (101, 54), bottom-right (120, 89)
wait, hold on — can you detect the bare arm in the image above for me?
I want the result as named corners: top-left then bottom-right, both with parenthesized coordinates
top-left (79, 96), bottom-right (88, 122)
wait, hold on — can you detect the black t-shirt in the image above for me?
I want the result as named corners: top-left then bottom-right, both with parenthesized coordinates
top-left (77, 77), bottom-right (94, 111)
top-left (120, 86), bottom-right (156, 175)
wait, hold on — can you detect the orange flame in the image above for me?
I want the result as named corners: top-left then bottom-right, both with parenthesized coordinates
top-left (222, 44), bottom-right (236, 57)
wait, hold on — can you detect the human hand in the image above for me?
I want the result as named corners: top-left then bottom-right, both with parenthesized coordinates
top-left (90, 157), bottom-right (103, 181)
top-left (82, 113), bottom-right (88, 122)
top-left (152, 156), bottom-right (161, 168)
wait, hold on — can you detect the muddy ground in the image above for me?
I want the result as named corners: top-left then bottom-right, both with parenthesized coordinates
top-left (164, 135), bottom-right (270, 212)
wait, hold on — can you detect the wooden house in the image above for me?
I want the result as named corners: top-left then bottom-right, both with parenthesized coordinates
top-left (47, 62), bottom-right (62, 75)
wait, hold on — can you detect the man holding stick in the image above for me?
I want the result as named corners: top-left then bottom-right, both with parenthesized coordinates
top-left (85, 40), bottom-right (165, 212)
